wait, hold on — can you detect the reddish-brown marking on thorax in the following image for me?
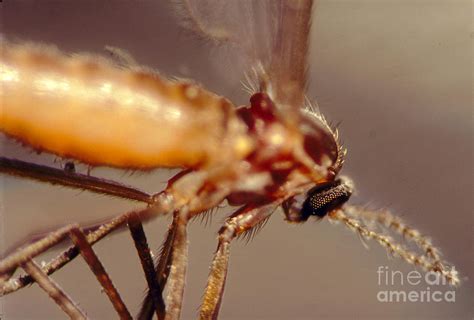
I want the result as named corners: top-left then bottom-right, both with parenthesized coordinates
top-left (226, 92), bottom-right (339, 206)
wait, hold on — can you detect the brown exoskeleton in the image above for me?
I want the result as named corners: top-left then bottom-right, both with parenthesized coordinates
top-left (0, 1), bottom-right (460, 319)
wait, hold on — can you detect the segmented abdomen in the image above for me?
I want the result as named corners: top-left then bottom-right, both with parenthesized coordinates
top-left (0, 42), bottom-right (250, 169)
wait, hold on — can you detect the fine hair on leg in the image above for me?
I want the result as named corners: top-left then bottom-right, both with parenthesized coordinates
top-left (68, 227), bottom-right (132, 319)
top-left (164, 207), bottom-right (190, 320)
top-left (21, 260), bottom-right (88, 319)
top-left (1, 209), bottom-right (146, 295)
top-left (0, 157), bottom-right (154, 204)
top-left (138, 218), bottom-right (178, 320)
top-left (200, 203), bottom-right (277, 319)
top-left (1, 220), bottom-right (133, 318)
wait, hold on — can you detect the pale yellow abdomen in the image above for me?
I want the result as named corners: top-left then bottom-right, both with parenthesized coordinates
top-left (0, 43), bottom-right (250, 169)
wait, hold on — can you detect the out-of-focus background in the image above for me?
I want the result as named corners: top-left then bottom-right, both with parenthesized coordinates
top-left (1, 1), bottom-right (472, 319)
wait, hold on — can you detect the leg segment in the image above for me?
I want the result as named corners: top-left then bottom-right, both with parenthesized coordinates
top-left (1, 194), bottom-right (173, 295)
top-left (200, 203), bottom-right (277, 320)
top-left (128, 213), bottom-right (166, 320)
top-left (0, 224), bottom-right (78, 277)
top-left (138, 218), bottom-right (177, 320)
top-left (165, 208), bottom-right (190, 320)
top-left (0, 157), bottom-right (153, 204)
top-left (0, 220), bottom-right (133, 318)
top-left (22, 259), bottom-right (88, 319)
top-left (1, 210), bottom-right (134, 294)
top-left (69, 228), bottom-right (132, 319)
top-left (0, 204), bottom-right (177, 318)
top-left (1, 222), bottom-right (133, 319)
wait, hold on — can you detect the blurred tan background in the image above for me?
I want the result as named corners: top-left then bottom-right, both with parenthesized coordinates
top-left (1, 1), bottom-right (472, 319)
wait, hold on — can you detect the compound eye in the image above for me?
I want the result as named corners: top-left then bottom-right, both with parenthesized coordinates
top-left (303, 179), bottom-right (353, 218)
top-left (282, 193), bottom-right (311, 222)
top-left (282, 178), bottom-right (353, 223)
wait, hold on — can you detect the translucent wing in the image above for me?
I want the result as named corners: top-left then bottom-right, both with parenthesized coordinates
top-left (173, 0), bottom-right (313, 125)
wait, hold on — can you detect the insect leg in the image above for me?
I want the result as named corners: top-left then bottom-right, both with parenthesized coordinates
top-left (329, 208), bottom-right (460, 285)
top-left (1, 207), bottom-right (156, 295)
top-left (0, 222), bottom-right (129, 317)
top-left (138, 218), bottom-right (177, 320)
top-left (0, 224), bottom-right (82, 280)
top-left (199, 203), bottom-right (276, 320)
top-left (21, 259), bottom-right (88, 319)
top-left (164, 208), bottom-right (190, 320)
top-left (68, 227), bottom-right (132, 319)
top-left (0, 157), bottom-right (154, 204)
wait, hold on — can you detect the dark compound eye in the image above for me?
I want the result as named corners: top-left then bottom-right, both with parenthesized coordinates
top-left (283, 178), bottom-right (353, 222)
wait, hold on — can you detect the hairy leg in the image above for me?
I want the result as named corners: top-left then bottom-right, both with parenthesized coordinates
top-left (69, 227), bottom-right (132, 319)
top-left (129, 213), bottom-right (167, 320)
top-left (164, 208), bottom-right (190, 320)
top-left (138, 218), bottom-right (177, 320)
top-left (0, 157), bottom-right (154, 204)
top-left (22, 260), bottom-right (88, 319)
top-left (1, 204), bottom-right (179, 319)
top-left (1, 209), bottom-right (138, 294)
top-left (1, 221), bottom-right (133, 318)
top-left (200, 203), bottom-right (277, 320)
top-left (1, 197), bottom-right (169, 285)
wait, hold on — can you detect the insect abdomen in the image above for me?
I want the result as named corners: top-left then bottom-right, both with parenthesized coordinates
top-left (0, 42), bottom-right (250, 169)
